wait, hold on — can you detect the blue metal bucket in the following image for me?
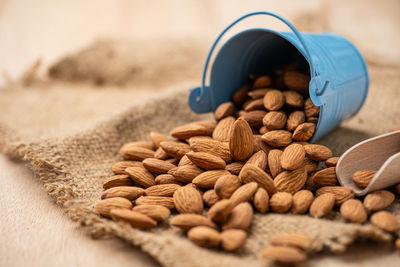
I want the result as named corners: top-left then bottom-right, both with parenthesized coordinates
top-left (189, 11), bottom-right (369, 142)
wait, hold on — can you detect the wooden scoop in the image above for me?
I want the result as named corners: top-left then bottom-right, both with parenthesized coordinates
top-left (336, 130), bottom-right (400, 196)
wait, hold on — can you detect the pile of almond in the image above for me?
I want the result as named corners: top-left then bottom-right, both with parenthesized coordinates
top-left (94, 71), bottom-right (400, 264)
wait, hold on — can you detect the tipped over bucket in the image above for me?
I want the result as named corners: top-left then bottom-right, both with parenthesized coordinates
top-left (189, 11), bottom-right (369, 142)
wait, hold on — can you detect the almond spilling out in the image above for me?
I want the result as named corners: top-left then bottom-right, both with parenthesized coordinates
top-left (188, 226), bottom-right (222, 247)
top-left (311, 167), bottom-right (338, 186)
top-left (268, 149), bottom-right (284, 178)
top-left (142, 158), bottom-right (176, 174)
top-left (173, 184), bottom-right (203, 214)
top-left (262, 130), bottom-right (292, 147)
top-left (316, 186), bottom-right (355, 205)
top-left (223, 202), bottom-right (253, 230)
top-left (253, 188), bottom-right (269, 213)
top-left (340, 199), bottom-right (367, 223)
top-left (102, 186), bottom-right (144, 200)
top-left (363, 190), bottom-right (395, 211)
top-left (280, 143), bottom-right (305, 170)
top-left (132, 204), bottom-right (171, 222)
top-left (263, 111), bottom-right (287, 130)
top-left (229, 118), bottom-right (254, 161)
top-left (309, 193), bottom-right (335, 218)
top-left (230, 182), bottom-right (258, 206)
top-left (270, 192), bottom-right (293, 213)
top-left (170, 214), bottom-right (217, 230)
top-left (370, 211), bottom-right (399, 233)
top-left (352, 169), bottom-right (377, 188)
top-left (192, 170), bottom-right (230, 189)
top-left (221, 229), bottom-right (247, 251)
top-left (274, 168), bottom-right (307, 194)
top-left (112, 161), bottom-right (144, 175)
top-left (119, 144), bottom-right (155, 161)
top-left (214, 102), bottom-right (234, 121)
top-left (110, 209), bottom-right (157, 229)
top-left (94, 197), bottom-right (133, 218)
top-left (214, 174), bottom-right (241, 199)
top-left (261, 246), bottom-right (306, 264)
top-left (291, 190), bottom-right (314, 214)
top-left (268, 233), bottom-right (313, 251)
top-left (239, 164), bottom-right (276, 195)
top-left (126, 167), bottom-right (156, 188)
top-left (103, 174), bottom-right (133, 190)
top-left (186, 151), bottom-right (226, 170)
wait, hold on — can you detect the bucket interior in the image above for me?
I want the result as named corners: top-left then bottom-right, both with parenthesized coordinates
top-left (210, 29), bottom-right (310, 109)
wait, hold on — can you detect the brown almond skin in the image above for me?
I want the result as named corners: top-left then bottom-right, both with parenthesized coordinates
top-left (253, 134), bottom-right (273, 154)
top-left (103, 174), bottom-right (133, 190)
top-left (283, 71), bottom-right (310, 94)
top-left (214, 174), bottom-right (241, 199)
top-left (261, 246), bottom-right (306, 264)
top-left (94, 197), bottom-right (133, 218)
top-left (287, 111), bottom-right (306, 131)
top-left (370, 211), bottom-right (399, 233)
top-left (144, 184), bottom-right (181, 197)
top-left (254, 188), bottom-right (269, 213)
top-left (245, 150), bottom-right (267, 170)
top-left (283, 90), bottom-right (304, 107)
top-left (253, 75), bottom-right (272, 89)
top-left (363, 190), bottom-right (395, 211)
top-left (239, 164), bottom-right (277, 195)
top-left (263, 111), bottom-right (287, 130)
top-left (291, 190), bottom-right (314, 214)
top-left (325, 157), bottom-right (339, 167)
top-left (270, 192), bottom-right (293, 213)
top-left (132, 204), bottom-right (171, 222)
top-left (303, 157), bottom-right (318, 174)
top-left (214, 102), bottom-right (234, 121)
top-left (135, 196), bottom-right (175, 209)
top-left (120, 141), bottom-right (154, 150)
top-left (189, 137), bottom-right (232, 163)
top-left (229, 118), bottom-right (254, 161)
top-left (192, 170), bottom-right (230, 189)
top-left (232, 84), bottom-right (250, 105)
top-left (352, 170), bottom-right (377, 188)
top-left (248, 88), bottom-right (270, 100)
top-left (223, 202), bottom-right (253, 230)
top-left (119, 144), bottom-right (155, 161)
top-left (170, 123), bottom-right (208, 140)
top-left (225, 162), bottom-right (245, 175)
top-left (170, 214), bottom-right (217, 230)
top-left (281, 143), bottom-right (305, 170)
top-left (292, 123), bottom-right (316, 141)
top-left (173, 184), bottom-right (203, 214)
top-left (312, 167), bottom-right (338, 186)
top-left (208, 199), bottom-right (234, 222)
top-left (340, 199), bottom-right (367, 223)
top-left (186, 151), bottom-right (226, 170)
top-left (168, 165), bottom-right (203, 183)
top-left (304, 144), bottom-right (333, 161)
top-left (221, 229), bottom-right (247, 251)
top-left (125, 167), bottom-right (155, 188)
top-left (244, 98), bottom-right (265, 111)
top-left (102, 186), bottom-right (144, 201)
top-left (268, 149), bottom-right (284, 178)
top-left (212, 116), bottom-right (235, 142)
top-left (111, 161), bottom-right (144, 175)
top-left (160, 141), bottom-right (191, 159)
top-left (230, 182), bottom-right (258, 206)
top-left (241, 110), bottom-right (267, 128)
top-left (154, 174), bottom-right (182, 185)
top-left (262, 130), bottom-right (292, 147)
top-left (274, 168), bottom-right (307, 194)
top-left (304, 97), bottom-right (320, 117)
top-left (263, 89), bottom-right (285, 111)
top-left (110, 209), bottom-right (157, 229)
top-left (149, 131), bottom-right (167, 148)
top-left (142, 158), bottom-right (176, 174)
top-left (154, 147), bottom-right (171, 160)
top-left (309, 193), bottom-right (335, 218)
top-left (203, 189), bottom-right (220, 206)
top-left (188, 226), bottom-right (222, 247)
top-left (316, 186), bottom-right (355, 205)
top-left (269, 233), bottom-right (313, 251)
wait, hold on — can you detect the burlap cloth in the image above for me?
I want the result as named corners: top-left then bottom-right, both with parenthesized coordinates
top-left (1, 4), bottom-right (400, 267)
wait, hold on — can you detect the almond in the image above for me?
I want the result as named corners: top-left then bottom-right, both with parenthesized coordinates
top-left (223, 202), bottom-right (253, 230)
top-left (101, 186), bottom-right (144, 200)
top-left (303, 157), bottom-right (318, 174)
top-left (178, 155), bottom-right (194, 166)
top-left (262, 130), bottom-right (292, 147)
top-left (245, 150), bottom-right (267, 170)
top-left (370, 211), bottom-right (399, 233)
top-left (340, 199), bottom-right (367, 223)
top-left (119, 144), bottom-right (155, 160)
top-left (94, 197), bottom-right (132, 218)
top-left (270, 192), bottom-right (293, 213)
top-left (192, 170), bottom-right (230, 189)
top-left (229, 118), bottom-right (254, 161)
top-left (214, 102), bottom-right (234, 121)
top-left (248, 88), bottom-right (270, 99)
top-left (232, 84), bottom-right (250, 105)
top-left (214, 174), bottom-right (241, 199)
top-left (110, 209), bottom-right (157, 229)
top-left (269, 233), bottom-right (313, 251)
top-left (307, 116), bottom-right (318, 123)
top-left (212, 116), bottom-right (235, 141)
top-left (292, 123), bottom-right (316, 141)
top-left (253, 75), bottom-right (272, 89)
top-left (173, 184), bottom-right (203, 214)
top-left (240, 110), bottom-right (267, 128)
top-left (304, 98), bottom-right (320, 117)
top-left (111, 161), bottom-right (144, 174)
top-left (239, 164), bottom-right (276, 195)
top-left (311, 167), bottom-right (338, 186)
top-left (316, 186), bottom-right (355, 205)
top-left (286, 111), bottom-right (306, 131)
top-left (142, 158), bottom-right (176, 174)
top-left (261, 246), bottom-right (306, 264)
top-left (283, 71), bottom-right (310, 94)
top-left (230, 182), bottom-right (258, 206)
top-left (189, 137), bottom-right (232, 163)
top-left (170, 214), bottom-right (217, 230)
top-left (103, 174), bottom-right (133, 189)
top-left (304, 144), bottom-right (332, 161)
top-left (244, 98), bottom-right (265, 111)
top-left (203, 189), bottom-right (220, 206)
top-left (225, 162), bottom-right (245, 175)
top-left (363, 190), bottom-right (395, 211)
top-left (281, 144), bottom-right (305, 170)
top-left (132, 204), bottom-right (171, 222)
top-left (188, 226), bottom-right (222, 247)
top-left (208, 199), bottom-right (234, 222)
top-left (309, 193), bottom-right (335, 218)
top-left (194, 121), bottom-right (216, 136)
top-left (168, 165), bottom-right (203, 183)
top-left (263, 89), bottom-right (285, 111)
top-left (221, 229), bottom-right (247, 251)
top-left (325, 157), bottom-right (339, 167)
top-left (149, 132), bottom-right (167, 148)
top-left (274, 168), bottom-right (307, 194)
top-left (253, 134), bottom-right (273, 154)
top-left (352, 170), bottom-right (377, 188)
top-left (186, 151), bottom-right (226, 170)
top-left (291, 190), bottom-right (314, 214)
top-left (268, 149), bottom-right (284, 178)
top-left (170, 123), bottom-right (208, 140)
top-left (125, 167), bottom-right (155, 188)
top-left (263, 111), bottom-right (287, 130)
top-left (254, 188), bottom-right (269, 213)
top-left (120, 141), bottom-right (154, 150)
top-left (135, 196), bottom-right (175, 209)
top-left (144, 184), bottom-right (181, 197)
top-left (259, 126), bottom-right (268, 134)
top-left (154, 174), bottom-right (182, 185)
top-left (160, 141), bottom-right (191, 159)
top-left (154, 147), bottom-right (171, 160)
top-left (283, 91), bottom-right (304, 107)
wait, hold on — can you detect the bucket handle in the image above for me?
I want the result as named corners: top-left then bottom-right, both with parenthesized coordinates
top-left (196, 11), bottom-right (315, 103)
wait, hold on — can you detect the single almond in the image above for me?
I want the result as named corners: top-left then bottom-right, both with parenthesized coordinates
top-left (270, 192), bottom-right (293, 213)
top-left (170, 123), bottom-right (208, 140)
top-left (135, 196), bottom-right (175, 209)
top-left (370, 211), bottom-right (399, 233)
top-left (283, 71), bottom-right (310, 94)
top-left (192, 170), bottom-right (230, 189)
top-left (363, 190), bottom-right (395, 211)
top-left (189, 137), bottom-right (232, 163)
top-left (103, 174), bottom-right (133, 189)
top-left (309, 193), bottom-right (335, 218)
top-left (94, 197), bottom-right (132, 218)
top-left (120, 141), bottom-right (154, 150)
top-left (194, 121), bottom-right (216, 136)
top-left (230, 182), bottom-right (258, 206)
top-left (283, 90), bottom-right (304, 107)
top-left (178, 155), bottom-right (194, 166)
top-left (214, 174), bottom-right (241, 199)
top-left (168, 165), bottom-right (203, 183)
top-left (269, 233), bottom-right (313, 251)
top-left (340, 199), bottom-right (367, 223)
top-left (207, 199), bottom-right (234, 222)
top-left (281, 143), bottom-right (305, 170)
top-left (316, 186), bottom-right (355, 205)
top-left (304, 144), bottom-right (332, 161)
top-left (186, 151), bottom-right (226, 170)
top-left (291, 190), bottom-right (314, 214)
top-left (253, 75), bottom-right (272, 89)
top-left (154, 174), bottom-right (182, 185)
top-left (263, 111), bottom-right (287, 130)
top-left (214, 102), bottom-right (234, 121)
top-left (239, 164), bottom-right (277, 195)
top-left (244, 98), bottom-right (265, 111)
top-left (188, 226), bottom-right (222, 247)
top-left (229, 118), bottom-right (255, 161)
top-left (232, 84), bottom-right (250, 105)
top-left (221, 229), bottom-right (247, 251)
top-left (149, 132), bottom-right (167, 148)
top-left (261, 246), bottom-right (306, 264)
top-left (142, 158), bottom-right (176, 174)
top-left (325, 157), bottom-right (339, 167)
top-left (303, 157), bottom-right (318, 174)
top-left (248, 88), bottom-right (270, 99)
top-left (263, 89), bottom-right (285, 111)
top-left (225, 162), bottom-right (245, 175)
top-left (119, 144), bottom-right (155, 160)
top-left (173, 184), bottom-right (203, 214)
top-left (101, 186), bottom-right (144, 200)
top-left (212, 116), bottom-right (235, 141)
top-left (132, 204), bottom-right (171, 222)
top-left (245, 150), bottom-right (267, 170)
top-left (307, 116), bottom-right (318, 123)
top-left (125, 167), bottom-right (155, 188)
top-left (312, 167), bottom-right (338, 186)
top-left (203, 189), bottom-right (220, 206)
top-left (154, 147), bottom-right (171, 160)
top-left (262, 130), bottom-right (292, 147)
top-left (223, 202), bottom-right (253, 230)
top-left (253, 134), bottom-right (273, 154)
top-left (304, 97), bottom-right (320, 117)
top-left (287, 111), bottom-right (306, 131)
top-left (112, 161), bottom-right (144, 174)
top-left (292, 123), bottom-right (316, 141)
top-left (352, 170), bottom-right (377, 188)
top-left (274, 168), bottom-right (307, 194)
top-left (268, 149), bottom-right (284, 178)
top-left (254, 187), bottom-right (269, 213)
top-left (144, 184), bottom-right (181, 197)
top-left (170, 214), bottom-right (217, 230)
top-left (110, 209), bottom-right (156, 229)
top-left (160, 141), bottom-right (191, 159)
